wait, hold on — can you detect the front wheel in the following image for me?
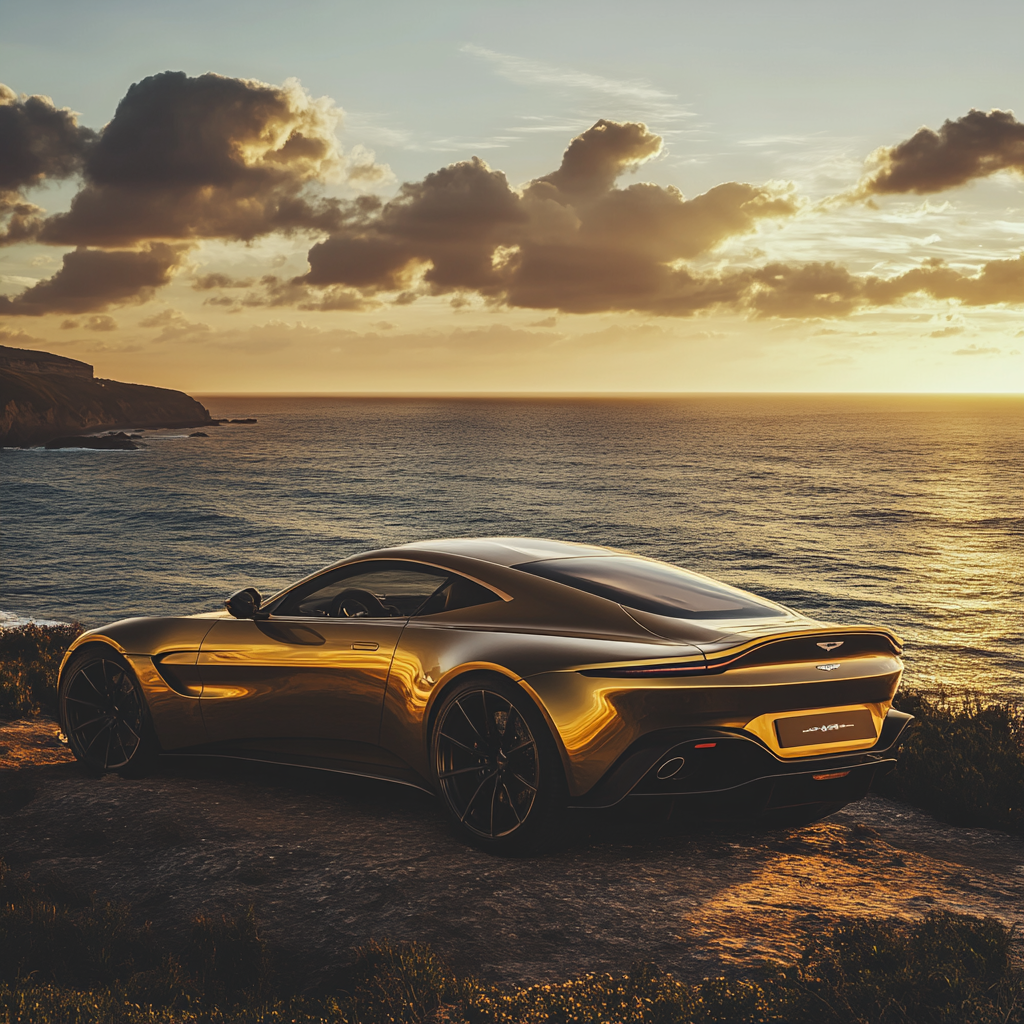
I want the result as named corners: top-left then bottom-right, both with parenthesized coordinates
top-left (59, 649), bottom-right (159, 777)
top-left (431, 677), bottom-right (567, 854)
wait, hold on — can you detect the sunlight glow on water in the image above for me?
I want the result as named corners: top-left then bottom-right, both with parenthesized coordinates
top-left (2, 394), bottom-right (1021, 699)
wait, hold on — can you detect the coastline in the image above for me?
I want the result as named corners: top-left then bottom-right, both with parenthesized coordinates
top-left (0, 348), bottom-right (214, 447)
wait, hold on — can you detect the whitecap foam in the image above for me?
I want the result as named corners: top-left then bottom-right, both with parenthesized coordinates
top-left (0, 610), bottom-right (70, 629)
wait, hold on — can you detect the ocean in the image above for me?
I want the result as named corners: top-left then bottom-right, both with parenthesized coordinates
top-left (2, 394), bottom-right (1021, 700)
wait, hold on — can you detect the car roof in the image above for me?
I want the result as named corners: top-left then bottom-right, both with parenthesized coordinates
top-left (390, 536), bottom-right (623, 567)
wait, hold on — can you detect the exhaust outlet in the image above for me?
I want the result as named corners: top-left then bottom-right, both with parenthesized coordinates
top-left (656, 756), bottom-right (686, 780)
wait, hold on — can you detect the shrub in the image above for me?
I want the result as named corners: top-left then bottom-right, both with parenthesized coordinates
top-left (184, 906), bottom-right (273, 1005)
top-left (0, 857), bottom-right (156, 990)
top-left (0, 858), bottom-right (1022, 1024)
top-left (777, 911), bottom-right (1024, 1024)
top-left (0, 623), bottom-right (83, 719)
top-left (882, 687), bottom-right (1024, 834)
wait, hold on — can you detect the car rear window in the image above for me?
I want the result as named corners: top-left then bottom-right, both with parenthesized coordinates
top-left (514, 555), bottom-right (787, 620)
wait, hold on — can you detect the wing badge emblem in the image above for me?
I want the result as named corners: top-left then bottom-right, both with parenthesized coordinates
top-left (817, 641), bottom-right (844, 651)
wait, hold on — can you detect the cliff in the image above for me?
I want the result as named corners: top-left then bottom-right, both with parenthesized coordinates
top-left (0, 344), bottom-right (94, 379)
top-left (0, 348), bottom-right (213, 447)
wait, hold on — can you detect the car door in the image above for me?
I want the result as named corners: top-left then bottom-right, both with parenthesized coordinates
top-left (197, 561), bottom-right (452, 762)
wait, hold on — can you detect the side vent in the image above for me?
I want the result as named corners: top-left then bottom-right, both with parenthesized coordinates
top-left (153, 652), bottom-right (203, 696)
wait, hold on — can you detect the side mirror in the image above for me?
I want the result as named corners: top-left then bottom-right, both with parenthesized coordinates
top-left (225, 587), bottom-right (262, 619)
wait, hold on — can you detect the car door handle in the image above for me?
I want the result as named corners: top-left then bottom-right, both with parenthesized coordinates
top-left (352, 642), bottom-right (379, 651)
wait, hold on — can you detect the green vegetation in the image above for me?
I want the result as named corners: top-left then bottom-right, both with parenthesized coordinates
top-left (0, 623), bottom-right (83, 719)
top-left (0, 856), bottom-right (1022, 1023)
top-left (882, 687), bottom-right (1024, 835)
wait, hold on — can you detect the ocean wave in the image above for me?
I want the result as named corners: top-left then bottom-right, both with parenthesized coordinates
top-left (4, 447), bottom-right (141, 455)
top-left (0, 609), bottom-right (71, 629)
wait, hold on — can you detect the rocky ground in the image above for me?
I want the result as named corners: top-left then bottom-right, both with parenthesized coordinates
top-left (2, 717), bottom-right (1022, 991)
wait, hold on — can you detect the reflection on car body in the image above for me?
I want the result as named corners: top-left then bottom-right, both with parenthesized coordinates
top-left (58, 537), bottom-right (913, 851)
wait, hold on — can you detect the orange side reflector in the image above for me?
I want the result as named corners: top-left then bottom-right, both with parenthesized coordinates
top-left (694, 742), bottom-right (717, 749)
top-left (812, 771), bottom-right (850, 781)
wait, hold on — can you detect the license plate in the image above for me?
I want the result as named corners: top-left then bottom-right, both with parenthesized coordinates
top-left (775, 708), bottom-right (876, 748)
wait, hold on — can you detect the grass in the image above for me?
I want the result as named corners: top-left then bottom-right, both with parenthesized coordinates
top-left (881, 687), bottom-right (1024, 835)
top-left (0, 855), bottom-right (1022, 1023)
top-left (0, 623), bottom-right (83, 720)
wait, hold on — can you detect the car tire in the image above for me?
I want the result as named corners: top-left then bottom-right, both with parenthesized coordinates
top-left (59, 649), bottom-right (159, 778)
top-left (431, 676), bottom-right (567, 854)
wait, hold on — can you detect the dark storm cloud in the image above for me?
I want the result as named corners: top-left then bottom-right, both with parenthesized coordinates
top-left (851, 109), bottom-right (1024, 197)
top-left (300, 119), bottom-right (799, 312)
top-left (0, 244), bottom-right (186, 315)
top-left (34, 71), bottom-right (381, 246)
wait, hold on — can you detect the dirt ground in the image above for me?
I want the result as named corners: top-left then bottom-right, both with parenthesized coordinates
top-left (2, 716), bottom-right (1023, 990)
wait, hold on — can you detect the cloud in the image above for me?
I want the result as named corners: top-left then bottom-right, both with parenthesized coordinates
top-left (529, 119), bottom-right (662, 198)
top-left (461, 45), bottom-right (691, 122)
top-left (850, 109), bottom-right (1024, 198)
top-left (300, 119), bottom-right (800, 314)
top-left (0, 195), bottom-right (43, 246)
top-left (0, 243), bottom-right (186, 315)
top-left (0, 84), bottom-right (96, 191)
top-left (59, 314), bottom-right (117, 330)
top-left (3, 79), bottom-right (1023, 324)
top-left (740, 252), bottom-right (1024, 319)
top-left (86, 314), bottom-right (117, 331)
top-left (192, 272), bottom-right (255, 290)
top-left (929, 325), bottom-right (964, 338)
top-left (952, 343), bottom-right (1001, 356)
top-left (27, 71), bottom-right (388, 247)
top-left (139, 308), bottom-right (212, 342)
top-left (241, 274), bottom-right (370, 311)
top-left (0, 324), bottom-right (45, 346)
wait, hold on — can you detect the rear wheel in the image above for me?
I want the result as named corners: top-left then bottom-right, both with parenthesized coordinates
top-left (59, 650), bottom-right (158, 777)
top-left (431, 677), bottom-right (566, 854)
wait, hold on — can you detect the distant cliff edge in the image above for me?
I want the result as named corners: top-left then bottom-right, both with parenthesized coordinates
top-left (0, 345), bottom-right (214, 447)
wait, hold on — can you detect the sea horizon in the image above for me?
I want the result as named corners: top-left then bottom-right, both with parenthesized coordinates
top-left (3, 393), bottom-right (1021, 702)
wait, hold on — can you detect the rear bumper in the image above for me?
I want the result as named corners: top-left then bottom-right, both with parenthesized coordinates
top-left (568, 708), bottom-right (913, 814)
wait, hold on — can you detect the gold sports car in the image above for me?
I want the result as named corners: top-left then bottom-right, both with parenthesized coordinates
top-left (58, 538), bottom-right (912, 852)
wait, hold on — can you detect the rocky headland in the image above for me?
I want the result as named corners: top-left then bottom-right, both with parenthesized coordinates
top-left (0, 344), bottom-right (214, 447)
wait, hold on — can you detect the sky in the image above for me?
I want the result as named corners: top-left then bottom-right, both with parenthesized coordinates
top-left (1, 0), bottom-right (1022, 393)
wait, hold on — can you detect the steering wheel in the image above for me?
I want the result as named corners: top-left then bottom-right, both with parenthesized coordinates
top-left (329, 588), bottom-right (391, 618)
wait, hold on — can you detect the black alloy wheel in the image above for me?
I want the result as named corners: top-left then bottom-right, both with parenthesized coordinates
top-left (432, 677), bottom-right (566, 853)
top-left (60, 651), bottom-right (157, 776)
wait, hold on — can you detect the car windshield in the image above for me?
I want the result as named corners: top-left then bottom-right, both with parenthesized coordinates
top-left (514, 555), bottom-right (787, 620)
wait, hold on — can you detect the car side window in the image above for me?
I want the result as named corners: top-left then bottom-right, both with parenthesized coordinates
top-left (276, 561), bottom-right (451, 618)
top-left (413, 575), bottom-right (502, 616)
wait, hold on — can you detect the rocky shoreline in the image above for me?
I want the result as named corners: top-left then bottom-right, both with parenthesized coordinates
top-left (0, 345), bottom-right (214, 447)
